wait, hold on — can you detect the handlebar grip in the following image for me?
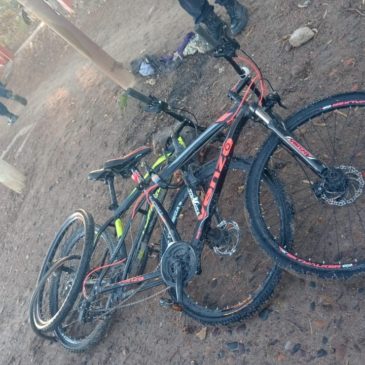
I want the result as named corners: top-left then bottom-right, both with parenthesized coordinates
top-left (127, 88), bottom-right (154, 105)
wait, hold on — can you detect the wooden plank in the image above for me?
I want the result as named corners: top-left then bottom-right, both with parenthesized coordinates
top-left (0, 159), bottom-right (26, 193)
top-left (18, 0), bottom-right (135, 90)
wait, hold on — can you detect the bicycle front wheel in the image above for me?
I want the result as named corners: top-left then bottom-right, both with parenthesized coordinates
top-left (163, 157), bottom-right (291, 325)
top-left (246, 92), bottom-right (365, 278)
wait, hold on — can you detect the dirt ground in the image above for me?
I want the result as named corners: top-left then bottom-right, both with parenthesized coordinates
top-left (0, 0), bottom-right (364, 364)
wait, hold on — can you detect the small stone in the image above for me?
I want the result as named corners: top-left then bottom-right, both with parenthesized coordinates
top-left (269, 339), bottom-right (279, 346)
top-left (211, 327), bottom-right (221, 337)
top-left (312, 319), bottom-right (327, 330)
top-left (317, 349), bottom-right (328, 358)
top-left (183, 325), bottom-right (197, 334)
top-left (289, 27), bottom-right (315, 48)
top-left (217, 350), bottom-right (225, 359)
top-left (284, 341), bottom-right (292, 352)
top-left (284, 43), bottom-right (292, 52)
top-left (319, 295), bottom-right (334, 309)
top-left (259, 308), bottom-right (272, 321)
top-left (211, 278), bottom-right (218, 288)
top-left (225, 342), bottom-right (245, 353)
top-left (334, 344), bottom-right (347, 362)
top-left (144, 78), bottom-right (156, 86)
top-left (298, 0), bottom-right (311, 8)
top-left (196, 327), bottom-right (207, 341)
top-left (276, 352), bottom-right (287, 362)
top-left (291, 343), bottom-right (301, 355)
top-left (235, 323), bottom-right (247, 334)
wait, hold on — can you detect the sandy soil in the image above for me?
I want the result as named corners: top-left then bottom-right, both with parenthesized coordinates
top-left (0, 0), bottom-right (364, 364)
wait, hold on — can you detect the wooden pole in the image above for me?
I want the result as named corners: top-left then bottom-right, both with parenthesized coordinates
top-left (0, 159), bottom-right (26, 193)
top-left (17, 0), bottom-right (135, 90)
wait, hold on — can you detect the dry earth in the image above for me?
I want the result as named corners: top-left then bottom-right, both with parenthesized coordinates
top-left (0, 0), bottom-right (364, 364)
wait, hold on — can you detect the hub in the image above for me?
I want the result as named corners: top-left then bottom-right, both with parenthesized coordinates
top-left (207, 220), bottom-right (240, 256)
top-left (314, 165), bottom-right (364, 206)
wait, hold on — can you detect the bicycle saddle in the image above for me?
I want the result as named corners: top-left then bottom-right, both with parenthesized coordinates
top-left (87, 168), bottom-right (114, 182)
top-left (103, 146), bottom-right (152, 178)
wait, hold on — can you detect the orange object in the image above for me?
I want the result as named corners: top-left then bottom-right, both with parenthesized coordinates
top-left (0, 46), bottom-right (13, 65)
top-left (57, 0), bottom-right (73, 14)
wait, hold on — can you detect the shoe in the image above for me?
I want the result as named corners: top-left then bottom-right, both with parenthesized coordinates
top-left (224, 0), bottom-right (248, 36)
top-left (8, 115), bottom-right (18, 125)
top-left (12, 95), bottom-right (27, 106)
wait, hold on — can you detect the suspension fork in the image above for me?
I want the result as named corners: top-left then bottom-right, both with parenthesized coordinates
top-left (250, 105), bottom-right (328, 176)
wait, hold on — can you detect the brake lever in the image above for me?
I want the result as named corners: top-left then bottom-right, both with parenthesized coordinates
top-left (265, 92), bottom-right (288, 110)
top-left (213, 38), bottom-right (240, 58)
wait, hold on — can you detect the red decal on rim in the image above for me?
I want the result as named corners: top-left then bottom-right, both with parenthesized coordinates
top-left (120, 275), bottom-right (145, 284)
top-left (331, 100), bottom-right (365, 108)
top-left (286, 137), bottom-right (314, 158)
top-left (279, 246), bottom-right (342, 269)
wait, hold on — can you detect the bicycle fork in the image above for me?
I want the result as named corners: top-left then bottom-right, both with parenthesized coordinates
top-left (250, 105), bottom-right (328, 176)
top-left (249, 105), bottom-right (365, 206)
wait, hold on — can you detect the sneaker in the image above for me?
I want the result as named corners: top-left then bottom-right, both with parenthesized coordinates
top-left (8, 115), bottom-right (18, 125)
top-left (12, 95), bottom-right (27, 106)
top-left (225, 1), bottom-right (249, 36)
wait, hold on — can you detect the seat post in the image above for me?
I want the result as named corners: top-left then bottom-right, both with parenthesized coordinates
top-left (106, 176), bottom-right (118, 211)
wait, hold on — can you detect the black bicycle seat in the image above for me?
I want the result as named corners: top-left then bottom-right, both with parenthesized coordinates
top-left (103, 146), bottom-right (152, 178)
top-left (88, 168), bottom-right (114, 182)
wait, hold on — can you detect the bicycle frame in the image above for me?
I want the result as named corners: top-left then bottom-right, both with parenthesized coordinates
top-left (89, 50), bottom-right (334, 301)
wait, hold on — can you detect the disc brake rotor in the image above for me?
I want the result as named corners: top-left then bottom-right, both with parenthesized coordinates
top-left (212, 220), bottom-right (240, 256)
top-left (317, 165), bottom-right (364, 206)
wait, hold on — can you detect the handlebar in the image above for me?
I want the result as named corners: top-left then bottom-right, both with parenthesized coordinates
top-left (127, 88), bottom-right (155, 105)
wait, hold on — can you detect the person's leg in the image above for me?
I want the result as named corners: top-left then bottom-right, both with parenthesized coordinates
top-left (0, 85), bottom-right (13, 99)
top-left (215, 0), bottom-right (248, 36)
top-left (178, 0), bottom-right (207, 23)
top-left (179, 0), bottom-right (226, 41)
top-left (0, 102), bottom-right (18, 125)
top-left (0, 85), bottom-right (27, 105)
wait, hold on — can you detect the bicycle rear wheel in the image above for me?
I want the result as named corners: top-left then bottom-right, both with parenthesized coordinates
top-left (246, 92), bottom-right (365, 278)
top-left (29, 210), bottom-right (94, 333)
top-left (162, 157), bottom-right (291, 324)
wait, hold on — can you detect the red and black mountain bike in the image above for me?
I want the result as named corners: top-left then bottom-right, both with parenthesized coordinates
top-left (29, 29), bottom-right (365, 352)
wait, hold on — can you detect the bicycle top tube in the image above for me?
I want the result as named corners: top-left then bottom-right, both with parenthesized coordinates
top-left (112, 101), bottom-right (246, 220)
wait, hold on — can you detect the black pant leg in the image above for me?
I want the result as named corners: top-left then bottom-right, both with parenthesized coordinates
top-left (0, 102), bottom-right (14, 119)
top-left (0, 86), bottom-right (13, 99)
top-left (178, 0), bottom-right (214, 23)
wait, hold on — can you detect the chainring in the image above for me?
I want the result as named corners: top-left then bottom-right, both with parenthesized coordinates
top-left (160, 242), bottom-right (197, 287)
